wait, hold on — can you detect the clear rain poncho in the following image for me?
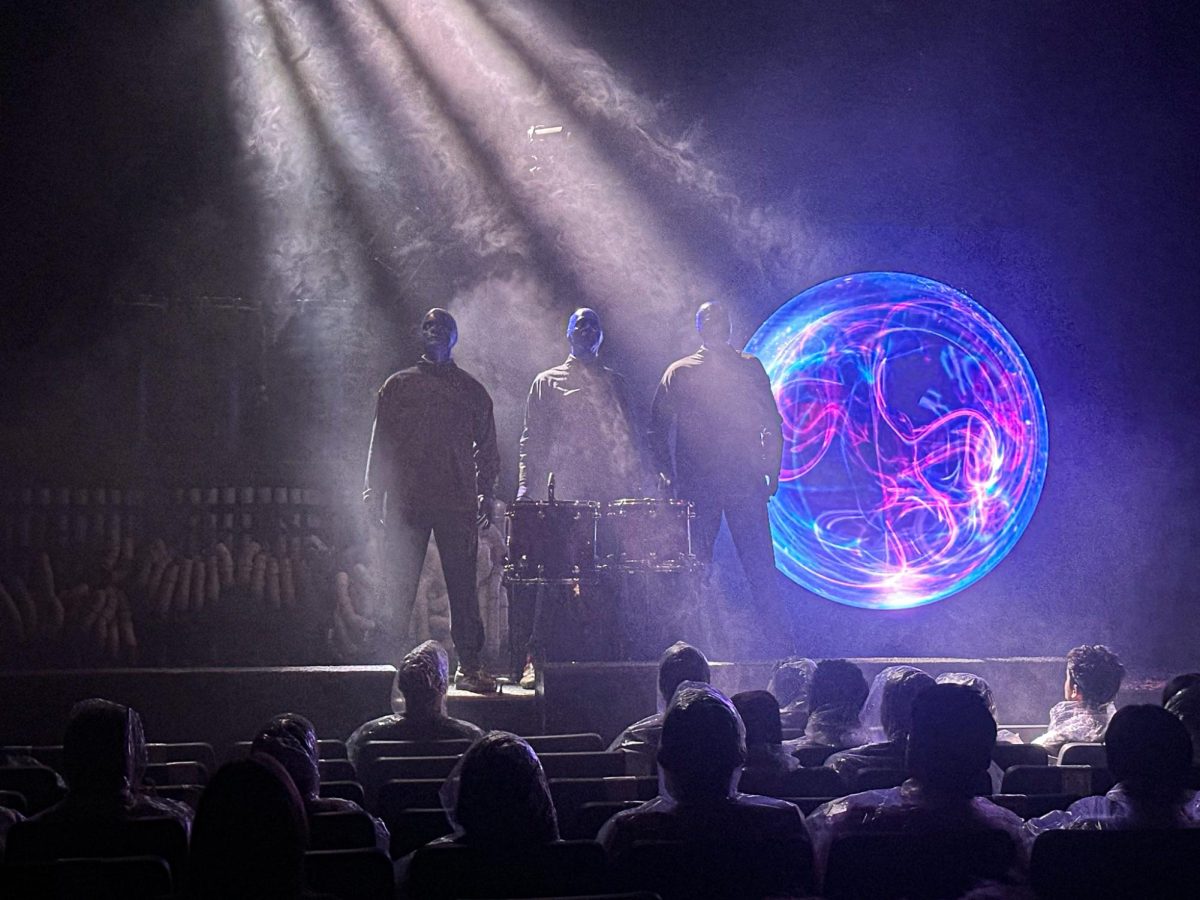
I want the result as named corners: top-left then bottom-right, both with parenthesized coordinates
top-left (32, 697), bottom-right (191, 830)
top-left (936, 672), bottom-right (1023, 744)
top-left (1165, 685), bottom-right (1200, 764)
top-left (807, 780), bottom-right (1031, 886)
top-left (1024, 782), bottom-right (1200, 836)
top-left (438, 732), bottom-right (559, 848)
top-left (768, 656), bottom-right (816, 732)
top-left (1031, 700), bottom-right (1115, 753)
top-left (825, 667), bottom-right (935, 782)
top-left (597, 683), bottom-right (812, 897)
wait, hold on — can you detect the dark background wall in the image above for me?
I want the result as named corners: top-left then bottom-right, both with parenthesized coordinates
top-left (2, 0), bottom-right (1197, 667)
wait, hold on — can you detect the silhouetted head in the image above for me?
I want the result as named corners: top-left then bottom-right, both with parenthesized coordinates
top-left (449, 732), bottom-right (558, 846)
top-left (1161, 672), bottom-right (1200, 707)
top-left (251, 713), bottom-right (320, 801)
top-left (1065, 645), bottom-right (1125, 705)
top-left (879, 667), bottom-right (936, 743)
top-left (1165, 685), bottom-right (1200, 764)
top-left (936, 672), bottom-right (998, 719)
top-left (769, 657), bottom-right (816, 711)
top-left (658, 683), bottom-right (746, 802)
top-left (567, 307), bottom-right (603, 358)
top-left (420, 308), bottom-right (458, 362)
top-left (658, 641), bottom-right (711, 704)
top-left (732, 690), bottom-right (784, 746)
top-left (62, 698), bottom-right (147, 795)
top-left (907, 683), bottom-right (997, 796)
top-left (1105, 704), bottom-right (1193, 797)
top-left (190, 755), bottom-right (308, 899)
top-left (696, 301), bottom-right (732, 348)
top-left (395, 640), bottom-right (451, 716)
top-left (809, 659), bottom-right (869, 714)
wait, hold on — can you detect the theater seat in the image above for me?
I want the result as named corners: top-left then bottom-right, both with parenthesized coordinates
top-left (991, 743), bottom-right (1048, 771)
top-left (0, 856), bottom-right (172, 900)
top-left (791, 745), bottom-right (844, 767)
top-left (306, 848), bottom-right (394, 900)
top-left (847, 767), bottom-right (908, 792)
top-left (1057, 742), bottom-right (1107, 767)
top-left (320, 779), bottom-right (366, 806)
top-left (523, 733), bottom-right (605, 753)
top-left (1001, 764), bottom-right (1112, 796)
top-left (6, 816), bottom-right (188, 889)
top-left (406, 839), bottom-right (608, 899)
top-left (739, 765), bottom-right (845, 798)
top-left (387, 807), bottom-right (453, 858)
top-left (0, 766), bottom-right (65, 814)
top-left (1032, 829), bottom-right (1200, 900)
top-left (618, 836), bottom-right (813, 900)
top-left (318, 758), bottom-right (357, 783)
top-left (567, 800), bottom-right (643, 840)
top-left (823, 830), bottom-right (1018, 899)
top-left (309, 809), bottom-right (378, 850)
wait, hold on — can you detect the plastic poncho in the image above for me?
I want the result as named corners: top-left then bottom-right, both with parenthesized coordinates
top-left (936, 673), bottom-right (1023, 744)
top-left (32, 698), bottom-right (191, 830)
top-left (438, 732), bottom-right (559, 847)
top-left (769, 657), bottom-right (816, 732)
top-left (1025, 783), bottom-right (1200, 836)
top-left (1031, 700), bottom-right (1114, 752)
top-left (1166, 685), bottom-right (1200, 764)
top-left (807, 780), bottom-right (1030, 884)
top-left (861, 666), bottom-right (933, 744)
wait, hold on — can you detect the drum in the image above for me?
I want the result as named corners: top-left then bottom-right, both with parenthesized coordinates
top-left (603, 498), bottom-right (695, 572)
top-left (504, 500), bottom-right (600, 583)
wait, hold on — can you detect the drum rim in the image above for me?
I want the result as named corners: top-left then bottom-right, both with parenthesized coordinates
top-left (606, 498), bottom-right (694, 509)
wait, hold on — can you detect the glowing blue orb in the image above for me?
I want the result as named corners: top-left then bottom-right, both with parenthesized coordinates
top-left (745, 272), bottom-right (1048, 609)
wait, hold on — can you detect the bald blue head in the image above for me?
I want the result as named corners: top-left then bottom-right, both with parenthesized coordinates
top-left (567, 307), bottom-right (603, 358)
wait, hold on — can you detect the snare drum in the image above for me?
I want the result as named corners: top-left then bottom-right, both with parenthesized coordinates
top-left (602, 498), bottom-right (695, 572)
top-left (504, 500), bottom-right (600, 583)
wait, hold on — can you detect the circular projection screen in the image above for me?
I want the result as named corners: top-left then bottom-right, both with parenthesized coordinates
top-left (745, 272), bottom-right (1048, 609)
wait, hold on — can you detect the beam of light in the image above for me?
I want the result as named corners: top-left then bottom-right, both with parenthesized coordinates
top-left (371, 0), bottom-right (727, 352)
top-left (745, 272), bottom-right (1048, 609)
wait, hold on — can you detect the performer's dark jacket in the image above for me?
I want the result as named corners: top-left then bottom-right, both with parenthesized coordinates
top-left (364, 359), bottom-right (500, 512)
top-left (649, 345), bottom-right (782, 496)
top-left (518, 355), bottom-right (642, 502)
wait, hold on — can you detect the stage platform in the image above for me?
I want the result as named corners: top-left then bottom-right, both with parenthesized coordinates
top-left (0, 658), bottom-right (1165, 751)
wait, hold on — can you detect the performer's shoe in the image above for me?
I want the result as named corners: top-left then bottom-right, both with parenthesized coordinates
top-left (519, 656), bottom-right (537, 690)
top-left (454, 666), bottom-right (498, 695)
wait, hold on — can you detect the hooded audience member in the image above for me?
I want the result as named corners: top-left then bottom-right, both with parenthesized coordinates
top-left (1033, 644), bottom-right (1125, 753)
top-left (808, 685), bottom-right (1028, 887)
top-left (1028, 704), bottom-right (1200, 835)
top-left (786, 659), bottom-right (869, 753)
top-left (30, 698), bottom-right (191, 830)
top-left (439, 732), bottom-right (559, 848)
top-left (826, 666), bottom-right (935, 783)
top-left (768, 657), bottom-right (816, 732)
top-left (346, 640), bottom-right (485, 768)
top-left (936, 673), bottom-right (1022, 744)
top-left (1166, 685), bottom-right (1200, 765)
top-left (252, 713), bottom-right (389, 851)
top-left (190, 755), bottom-right (322, 900)
top-left (599, 684), bottom-right (812, 898)
top-left (607, 641), bottom-right (711, 760)
top-left (733, 690), bottom-right (799, 789)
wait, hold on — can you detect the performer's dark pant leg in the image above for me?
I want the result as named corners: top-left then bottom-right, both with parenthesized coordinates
top-left (382, 507), bottom-right (434, 660)
top-left (688, 492), bottom-right (724, 564)
top-left (724, 493), bottom-right (781, 612)
top-left (431, 509), bottom-right (484, 671)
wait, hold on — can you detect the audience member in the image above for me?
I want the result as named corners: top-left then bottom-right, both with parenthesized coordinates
top-left (30, 698), bottom-right (191, 831)
top-left (936, 672), bottom-right (1022, 744)
top-left (732, 690), bottom-right (798, 789)
top-left (438, 731), bottom-right (559, 848)
top-left (768, 656), bottom-right (816, 732)
top-left (600, 683), bottom-right (812, 897)
top-left (190, 755), bottom-right (329, 900)
top-left (1162, 672), bottom-right (1200, 707)
top-left (346, 640), bottom-right (485, 768)
top-left (1165, 685), bottom-right (1200, 765)
top-left (808, 684), bottom-right (1027, 886)
top-left (608, 641), bottom-right (711, 760)
top-left (785, 659), bottom-right (869, 753)
top-left (1027, 704), bottom-right (1200, 834)
top-left (252, 712), bottom-right (389, 851)
top-left (1032, 645), bottom-right (1125, 753)
top-left (826, 666), bottom-right (935, 782)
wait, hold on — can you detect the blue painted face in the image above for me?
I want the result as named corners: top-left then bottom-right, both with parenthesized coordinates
top-left (567, 308), bottom-right (603, 358)
top-left (421, 308), bottom-right (458, 361)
